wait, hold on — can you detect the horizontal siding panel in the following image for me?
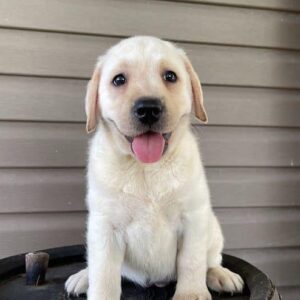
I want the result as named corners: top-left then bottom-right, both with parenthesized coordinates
top-left (217, 207), bottom-right (300, 249)
top-left (2, 76), bottom-right (300, 128)
top-left (0, 212), bottom-right (85, 258)
top-left (278, 286), bottom-right (300, 300)
top-left (0, 0), bottom-right (299, 49)
top-left (1, 29), bottom-right (300, 88)
top-left (203, 86), bottom-right (300, 128)
top-left (176, 0), bottom-right (300, 12)
top-left (0, 122), bottom-right (299, 167)
top-left (207, 168), bottom-right (300, 207)
top-left (226, 248), bottom-right (300, 287)
top-left (0, 169), bottom-right (86, 213)
top-left (0, 76), bottom-right (86, 123)
top-left (1, 167), bottom-right (299, 213)
top-left (0, 122), bottom-right (87, 168)
top-left (184, 43), bottom-right (300, 89)
top-left (195, 126), bottom-right (300, 167)
top-left (0, 208), bottom-right (299, 257)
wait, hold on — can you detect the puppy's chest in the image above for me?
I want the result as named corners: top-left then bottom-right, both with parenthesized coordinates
top-left (94, 158), bottom-right (188, 249)
top-left (125, 198), bottom-right (183, 273)
top-left (123, 176), bottom-right (185, 234)
top-left (128, 197), bottom-right (183, 233)
top-left (99, 158), bottom-right (186, 202)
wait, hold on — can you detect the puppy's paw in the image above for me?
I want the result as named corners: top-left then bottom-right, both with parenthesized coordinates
top-left (173, 289), bottom-right (212, 300)
top-left (207, 266), bottom-right (244, 293)
top-left (65, 268), bottom-right (88, 296)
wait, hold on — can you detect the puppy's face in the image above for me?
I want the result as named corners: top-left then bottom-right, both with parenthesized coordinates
top-left (86, 36), bottom-right (207, 163)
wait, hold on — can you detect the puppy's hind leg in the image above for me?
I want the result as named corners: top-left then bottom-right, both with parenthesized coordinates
top-left (206, 215), bottom-right (244, 294)
top-left (65, 267), bottom-right (88, 296)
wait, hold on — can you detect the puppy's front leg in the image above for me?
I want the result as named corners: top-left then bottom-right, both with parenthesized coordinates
top-left (87, 213), bottom-right (125, 300)
top-left (174, 209), bottom-right (211, 300)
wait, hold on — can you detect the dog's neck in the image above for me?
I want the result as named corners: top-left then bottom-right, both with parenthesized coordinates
top-left (87, 120), bottom-right (201, 200)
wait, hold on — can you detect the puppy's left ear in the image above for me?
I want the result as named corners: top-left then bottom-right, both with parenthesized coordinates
top-left (180, 51), bottom-right (208, 123)
top-left (85, 57), bottom-right (104, 133)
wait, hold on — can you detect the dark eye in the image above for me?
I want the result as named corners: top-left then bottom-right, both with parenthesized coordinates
top-left (112, 73), bottom-right (126, 86)
top-left (163, 70), bottom-right (177, 83)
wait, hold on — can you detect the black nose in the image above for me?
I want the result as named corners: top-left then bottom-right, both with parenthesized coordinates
top-left (133, 97), bottom-right (163, 126)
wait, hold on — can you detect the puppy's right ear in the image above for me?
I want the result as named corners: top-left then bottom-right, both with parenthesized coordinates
top-left (85, 58), bottom-right (103, 133)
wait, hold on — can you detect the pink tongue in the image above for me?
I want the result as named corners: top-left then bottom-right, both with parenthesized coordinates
top-left (132, 132), bottom-right (165, 163)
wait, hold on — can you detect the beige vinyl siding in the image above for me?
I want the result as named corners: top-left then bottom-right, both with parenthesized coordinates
top-left (1, 168), bottom-right (299, 213)
top-left (169, 0), bottom-right (300, 12)
top-left (1, 29), bottom-right (300, 88)
top-left (1, 76), bottom-right (300, 127)
top-left (1, 122), bottom-right (299, 167)
top-left (1, 0), bottom-right (300, 49)
top-left (0, 0), bottom-right (299, 298)
top-left (1, 208), bottom-right (299, 252)
top-left (279, 287), bottom-right (300, 300)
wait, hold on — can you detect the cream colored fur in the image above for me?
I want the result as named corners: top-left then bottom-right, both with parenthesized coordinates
top-left (65, 36), bottom-right (243, 300)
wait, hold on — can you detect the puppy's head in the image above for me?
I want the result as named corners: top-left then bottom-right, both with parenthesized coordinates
top-left (86, 36), bottom-right (207, 163)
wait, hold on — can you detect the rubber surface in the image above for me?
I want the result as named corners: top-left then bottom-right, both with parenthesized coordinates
top-left (0, 245), bottom-right (280, 300)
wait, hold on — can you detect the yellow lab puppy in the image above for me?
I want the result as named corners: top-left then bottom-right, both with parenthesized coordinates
top-left (65, 36), bottom-right (243, 300)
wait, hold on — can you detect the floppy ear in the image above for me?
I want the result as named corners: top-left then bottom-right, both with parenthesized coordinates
top-left (180, 52), bottom-right (208, 123)
top-left (85, 59), bottom-right (102, 133)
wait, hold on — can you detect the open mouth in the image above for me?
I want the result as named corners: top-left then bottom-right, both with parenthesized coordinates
top-left (125, 132), bottom-right (171, 163)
